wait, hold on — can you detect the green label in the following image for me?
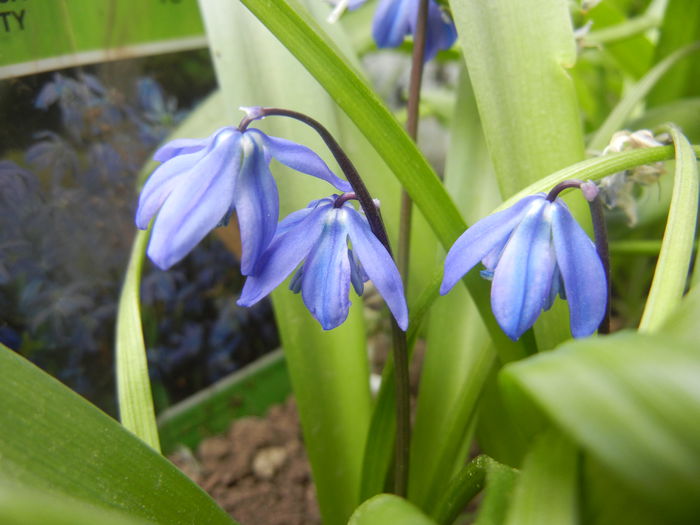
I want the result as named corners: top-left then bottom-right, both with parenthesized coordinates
top-left (0, 0), bottom-right (206, 79)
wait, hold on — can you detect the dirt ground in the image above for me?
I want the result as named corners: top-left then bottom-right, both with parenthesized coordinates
top-left (170, 397), bottom-right (320, 525)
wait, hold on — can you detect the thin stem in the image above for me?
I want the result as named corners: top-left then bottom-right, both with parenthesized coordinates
top-left (391, 321), bottom-right (411, 497)
top-left (588, 195), bottom-right (611, 334)
top-left (545, 179), bottom-right (585, 201)
top-left (397, 0), bottom-right (429, 285)
top-left (391, 0), bottom-right (429, 496)
top-left (333, 192), bottom-right (358, 208)
top-left (240, 106), bottom-right (412, 495)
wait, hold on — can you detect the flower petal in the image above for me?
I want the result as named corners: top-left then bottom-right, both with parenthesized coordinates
top-left (373, 0), bottom-right (415, 49)
top-left (440, 195), bottom-right (542, 294)
top-left (253, 130), bottom-right (352, 192)
top-left (274, 197), bottom-right (332, 238)
top-left (301, 210), bottom-right (353, 330)
top-left (135, 151), bottom-right (205, 228)
top-left (153, 133), bottom-right (220, 162)
top-left (235, 136), bottom-right (279, 276)
top-left (145, 132), bottom-right (240, 269)
top-left (491, 200), bottom-right (556, 341)
top-left (237, 204), bottom-right (329, 306)
top-left (551, 200), bottom-right (607, 338)
top-left (346, 207), bottom-right (408, 330)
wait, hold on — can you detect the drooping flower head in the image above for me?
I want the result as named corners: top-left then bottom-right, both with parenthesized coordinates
top-left (238, 194), bottom-right (408, 331)
top-left (441, 194), bottom-right (606, 341)
top-left (135, 126), bottom-right (351, 273)
top-left (373, 0), bottom-right (458, 62)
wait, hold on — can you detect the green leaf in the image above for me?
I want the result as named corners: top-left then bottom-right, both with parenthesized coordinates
top-left (451, 0), bottom-right (585, 197)
top-left (348, 494), bottom-right (437, 525)
top-left (0, 480), bottom-right (152, 525)
top-left (501, 331), bottom-right (700, 520)
top-left (588, 43), bottom-right (700, 152)
top-left (638, 125), bottom-right (699, 332)
top-left (503, 428), bottom-right (579, 525)
top-left (0, 344), bottom-right (235, 524)
top-left (115, 230), bottom-right (159, 451)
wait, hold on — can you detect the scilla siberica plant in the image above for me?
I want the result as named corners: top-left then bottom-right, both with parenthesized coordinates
top-left (7, 3), bottom-right (700, 525)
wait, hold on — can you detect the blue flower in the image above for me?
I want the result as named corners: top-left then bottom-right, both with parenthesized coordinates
top-left (441, 194), bottom-right (606, 340)
top-left (373, 0), bottom-right (458, 62)
top-left (238, 195), bottom-right (408, 331)
top-left (136, 127), bottom-right (351, 272)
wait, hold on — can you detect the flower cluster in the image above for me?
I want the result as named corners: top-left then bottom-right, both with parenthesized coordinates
top-left (136, 118), bottom-right (407, 331)
top-left (441, 193), bottom-right (607, 341)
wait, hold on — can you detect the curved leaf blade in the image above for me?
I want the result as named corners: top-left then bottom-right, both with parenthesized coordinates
top-left (0, 344), bottom-right (235, 524)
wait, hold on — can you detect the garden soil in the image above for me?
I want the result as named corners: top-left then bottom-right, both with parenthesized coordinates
top-left (170, 398), bottom-right (321, 525)
top-left (169, 339), bottom-right (425, 524)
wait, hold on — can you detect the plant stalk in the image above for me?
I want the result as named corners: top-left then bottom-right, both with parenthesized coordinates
top-left (397, 0), bottom-right (429, 285)
top-left (240, 106), bottom-right (412, 495)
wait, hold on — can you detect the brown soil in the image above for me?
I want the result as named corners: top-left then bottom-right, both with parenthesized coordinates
top-left (169, 341), bottom-right (426, 525)
top-left (170, 398), bottom-right (320, 525)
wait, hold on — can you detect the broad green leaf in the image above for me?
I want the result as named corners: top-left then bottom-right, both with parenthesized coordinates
top-left (504, 428), bottom-right (578, 525)
top-left (0, 480), bottom-right (152, 525)
top-left (638, 125), bottom-right (699, 332)
top-left (648, 0), bottom-right (700, 106)
top-left (196, 2), bottom-right (374, 522)
top-left (581, 455), bottom-right (668, 525)
top-left (502, 331), bottom-right (700, 520)
top-left (0, 344), bottom-right (235, 524)
top-left (451, 0), bottom-right (585, 197)
top-left (588, 43), bottom-right (700, 152)
top-left (348, 494), bottom-right (436, 525)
